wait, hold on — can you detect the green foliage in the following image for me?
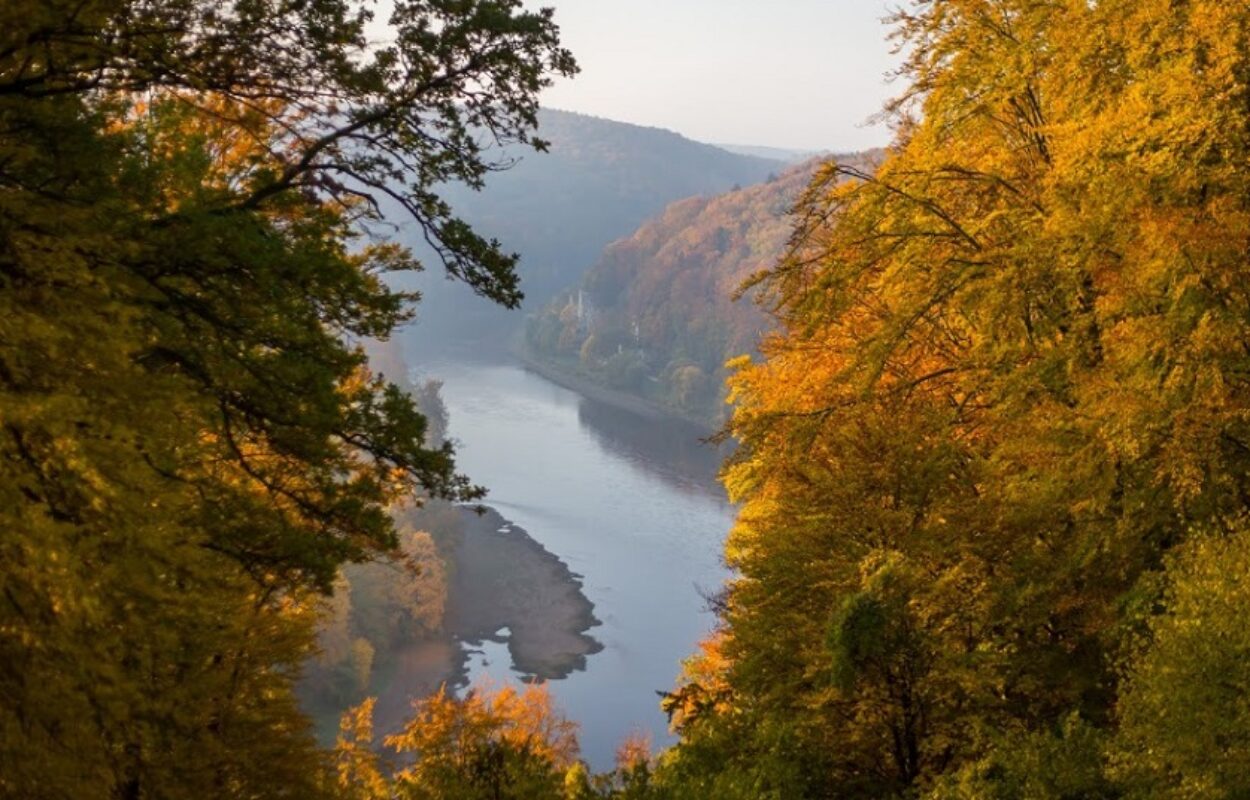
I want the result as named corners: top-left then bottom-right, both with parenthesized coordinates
top-left (927, 715), bottom-right (1115, 800)
top-left (665, 364), bottom-right (713, 415)
top-left (828, 594), bottom-right (892, 691)
top-left (0, 0), bottom-right (572, 796)
top-left (564, 763), bottom-right (596, 800)
top-left (1111, 522), bottom-right (1250, 799)
top-left (603, 351), bottom-right (647, 392)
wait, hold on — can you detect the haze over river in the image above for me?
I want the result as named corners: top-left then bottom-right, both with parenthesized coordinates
top-left (420, 352), bottom-right (734, 770)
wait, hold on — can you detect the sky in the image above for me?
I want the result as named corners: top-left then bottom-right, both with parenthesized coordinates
top-left (526, 0), bottom-right (904, 152)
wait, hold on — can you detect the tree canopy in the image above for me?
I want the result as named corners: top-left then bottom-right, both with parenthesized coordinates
top-left (0, 1), bottom-right (573, 796)
top-left (655, 0), bottom-right (1250, 797)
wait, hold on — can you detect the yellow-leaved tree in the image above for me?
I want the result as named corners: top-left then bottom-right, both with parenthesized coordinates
top-left (660, 1), bottom-right (1250, 797)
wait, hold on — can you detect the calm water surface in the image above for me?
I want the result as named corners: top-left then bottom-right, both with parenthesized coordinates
top-left (423, 354), bottom-right (733, 770)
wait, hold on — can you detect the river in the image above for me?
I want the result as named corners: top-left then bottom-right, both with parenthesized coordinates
top-left (419, 352), bottom-right (734, 770)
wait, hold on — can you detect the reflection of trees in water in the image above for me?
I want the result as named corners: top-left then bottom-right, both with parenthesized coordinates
top-left (575, 398), bottom-right (732, 499)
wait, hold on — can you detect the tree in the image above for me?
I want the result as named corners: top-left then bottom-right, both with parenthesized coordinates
top-left (605, 732), bottom-right (660, 800)
top-left (679, 0), bottom-right (1250, 795)
top-left (926, 714), bottom-right (1114, 800)
top-left (338, 681), bottom-right (580, 800)
top-left (0, 1), bottom-right (575, 795)
top-left (1111, 521), bottom-right (1250, 799)
top-left (336, 698), bottom-right (391, 800)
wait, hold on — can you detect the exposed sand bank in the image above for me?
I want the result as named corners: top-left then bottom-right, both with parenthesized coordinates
top-left (445, 506), bottom-right (602, 678)
top-left (369, 505), bottom-right (601, 735)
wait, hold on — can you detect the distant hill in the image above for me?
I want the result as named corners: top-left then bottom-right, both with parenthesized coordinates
top-left (399, 109), bottom-right (783, 352)
top-left (713, 143), bottom-right (823, 162)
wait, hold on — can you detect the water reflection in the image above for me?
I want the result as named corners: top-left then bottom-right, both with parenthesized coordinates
top-left (574, 396), bottom-right (730, 499)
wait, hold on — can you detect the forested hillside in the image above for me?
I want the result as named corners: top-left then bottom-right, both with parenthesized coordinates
top-left (525, 154), bottom-right (880, 424)
top-left (404, 110), bottom-right (782, 347)
top-left (524, 163), bottom-right (818, 422)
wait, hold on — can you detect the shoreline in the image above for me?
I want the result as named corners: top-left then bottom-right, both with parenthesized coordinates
top-left (444, 505), bottom-right (602, 679)
top-left (367, 503), bottom-right (602, 736)
top-left (511, 343), bottom-right (721, 432)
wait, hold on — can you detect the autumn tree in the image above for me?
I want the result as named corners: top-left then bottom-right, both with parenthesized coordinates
top-left (338, 681), bottom-right (581, 800)
top-left (672, 0), bottom-right (1250, 796)
top-left (0, 0), bottom-right (574, 796)
top-left (1110, 519), bottom-right (1250, 799)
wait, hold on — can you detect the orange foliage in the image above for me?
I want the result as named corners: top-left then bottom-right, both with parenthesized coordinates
top-left (662, 632), bottom-right (733, 732)
top-left (386, 679), bottom-right (580, 773)
top-left (614, 730), bottom-right (653, 773)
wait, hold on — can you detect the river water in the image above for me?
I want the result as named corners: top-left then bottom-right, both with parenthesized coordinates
top-left (419, 353), bottom-right (734, 770)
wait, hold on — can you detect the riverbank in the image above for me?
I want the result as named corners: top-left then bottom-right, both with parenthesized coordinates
top-left (444, 506), bottom-right (602, 679)
top-left (512, 344), bottom-right (722, 431)
top-left (368, 504), bottom-right (601, 735)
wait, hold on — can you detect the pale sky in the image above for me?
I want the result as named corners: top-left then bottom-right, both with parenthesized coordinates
top-left (528, 0), bottom-right (904, 152)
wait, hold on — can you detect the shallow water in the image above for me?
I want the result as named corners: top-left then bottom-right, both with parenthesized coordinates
top-left (422, 354), bottom-right (733, 770)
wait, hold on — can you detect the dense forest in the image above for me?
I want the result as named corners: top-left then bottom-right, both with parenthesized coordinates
top-left (7, 0), bottom-right (1250, 799)
top-left (656, 2), bottom-right (1250, 798)
top-left (0, 0), bottom-right (574, 796)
